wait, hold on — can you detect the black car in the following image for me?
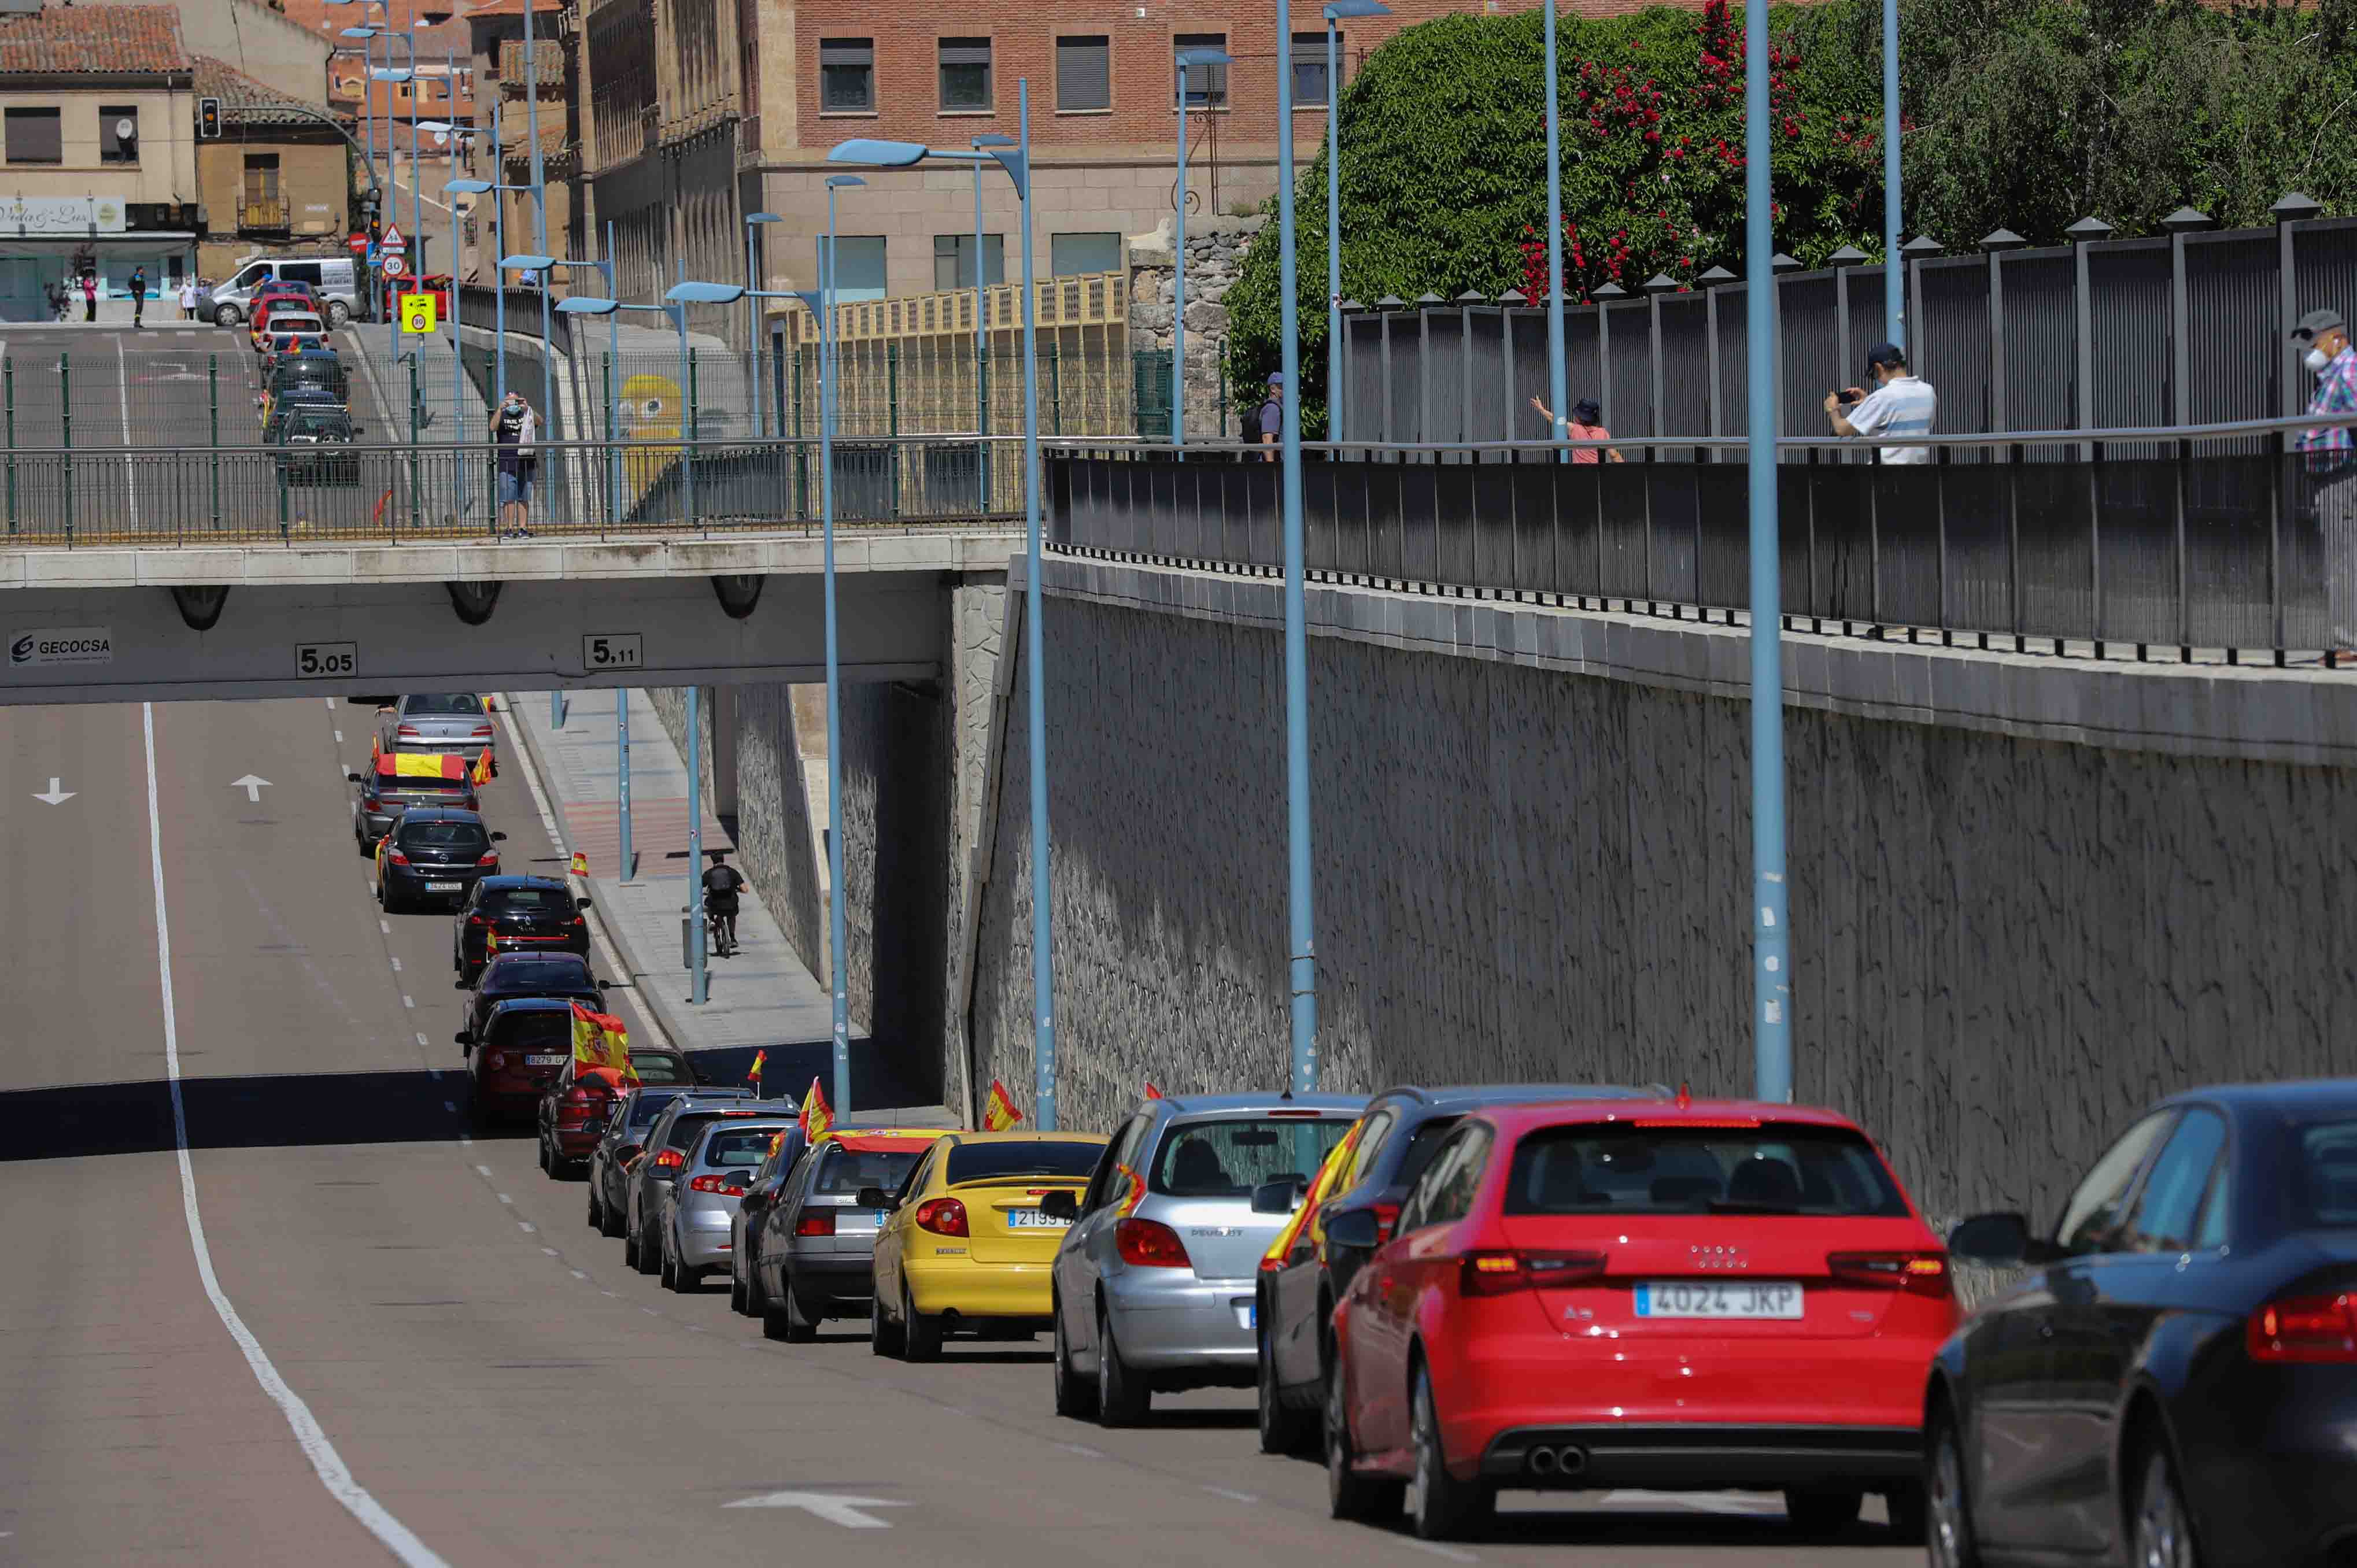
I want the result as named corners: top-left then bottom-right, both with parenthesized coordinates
top-left (263, 347), bottom-right (348, 405)
top-left (457, 952), bottom-right (609, 1046)
top-left (375, 807), bottom-right (504, 914)
top-left (274, 404), bottom-right (360, 483)
top-left (1254, 1081), bottom-right (1660, 1455)
top-left (454, 875), bottom-right (590, 982)
top-left (1927, 1079), bottom-right (2357, 1568)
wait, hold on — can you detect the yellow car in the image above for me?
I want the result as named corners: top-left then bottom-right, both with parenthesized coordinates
top-left (869, 1130), bottom-right (1110, 1361)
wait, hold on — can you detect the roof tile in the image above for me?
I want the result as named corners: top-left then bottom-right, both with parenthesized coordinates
top-left (0, 5), bottom-right (189, 76)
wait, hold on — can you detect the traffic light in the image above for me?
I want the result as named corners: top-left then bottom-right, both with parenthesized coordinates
top-left (197, 97), bottom-right (221, 139)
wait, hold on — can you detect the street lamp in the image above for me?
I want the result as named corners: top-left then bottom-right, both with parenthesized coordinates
top-left (504, 245), bottom-right (612, 531)
top-left (1276, 8), bottom-right (1318, 1092)
top-left (829, 99), bottom-right (1055, 1129)
top-left (327, 0), bottom-right (389, 291)
top-left (971, 134), bottom-right (1014, 500)
top-left (369, 63), bottom-right (418, 373)
top-left (1321, 2), bottom-right (1387, 442)
top-left (1744, 0), bottom-right (1789, 1100)
top-left (1543, 0), bottom-right (1567, 450)
top-left (1883, 0), bottom-right (1902, 350)
top-left (742, 210), bottom-right (781, 437)
top-left (1173, 49), bottom-right (1229, 449)
top-left (420, 117), bottom-right (478, 460)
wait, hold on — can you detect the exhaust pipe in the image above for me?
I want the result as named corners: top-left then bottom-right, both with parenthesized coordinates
top-left (1527, 1447), bottom-right (1559, 1476)
top-left (1554, 1445), bottom-right (1588, 1477)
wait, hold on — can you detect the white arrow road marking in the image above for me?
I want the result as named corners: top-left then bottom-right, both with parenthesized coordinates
top-left (722, 1493), bottom-right (909, 1529)
top-left (31, 777), bottom-right (75, 804)
top-left (230, 774), bottom-right (272, 803)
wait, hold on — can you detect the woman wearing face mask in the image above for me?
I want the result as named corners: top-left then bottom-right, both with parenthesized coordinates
top-left (494, 390), bottom-right (538, 535)
top-left (2293, 308), bottom-right (2357, 660)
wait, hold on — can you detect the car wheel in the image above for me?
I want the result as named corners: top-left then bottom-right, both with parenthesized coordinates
top-left (902, 1281), bottom-right (942, 1362)
top-left (729, 1260), bottom-right (748, 1315)
top-left (2131, 1444), bottom-right (2199, 1568)
top-left (382, 880), bottom-right (407, 915)
top-left (1051, 1293), bottom-right (1091, 1418)
top-left (326, 299), bottom-right (350, 328)
top-left (665, 1239), bottom-right (697, 1294)
top-left (622, 1227), bottom-right (640, 1270)
top-left (744, 1252), bottom-right (769, 1317)
top-left (634, 1218), bottom-right (660, 1276)
top-left (354, 827), bottom-right (372, 857)
top-left (1095, 1299), bottom-right (1149, 1427)
top-left (870, 1287), bottom-right (904, 1357)
top-left (597, 1184), bottom-right (625, 1238)
top-left (1784, 1487), bottom-right (1864, 1541)
top-left (214, 304), bottom-right (241, 328)
top-left (587, 1183), bottom-right (603, 1231)
top-left (782, 1277), bottom-right (818, 1343)
top-left (537, 1136), bottom-right (552, 1175)
top-left (1327, 1354), bottom-right (1403, 1522)
top-left (1409, 1362), bottom-right (1492, 1540)
top-left (1258, 1320), bottom-right (1316, 1455)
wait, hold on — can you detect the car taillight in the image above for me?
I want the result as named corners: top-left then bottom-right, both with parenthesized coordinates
top-left (468, 915), bottom-right (490, 927)
top-left (689, 1174), bottom-right (746, 1196)
top-left (486, 1053), bottom-right (505, 1071)
top-left (1459, 1249), bottom-right (1608, 1296)
top-left (915, 1197), bottom-right (969, 1237)
top-left (2247, 1293), bottom-right (2357, 1363)
top-left (572, 915), bottom-right (588, 929)
top-left (477, 851), bottom-right (500, 868)
top-left (386, 850), bottom-right (409, 867)
top-left (652, 1148), bottom-right (685, 1171)
top-left (563, 1085), bottom-right (604, 1106)
top-left (795, 1210), bottom-right (836, 1237)
top-left (471, 724), bottom-right (493, 738)
top-left (1115, 1217), bottom-right (1191, 1269)
top-left (1828, 1251), bottom-right (1953, 1298)
top-left (397, 724), bottom-right (420, 738)
top-left (1372, 1202), bottom-right (1401, 1242)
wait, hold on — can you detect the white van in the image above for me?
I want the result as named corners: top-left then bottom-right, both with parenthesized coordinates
top-left (206, 254), bottom-right (361, 329)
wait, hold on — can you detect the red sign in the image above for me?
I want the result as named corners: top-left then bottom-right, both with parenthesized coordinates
top-left (347, 232), bottom-right (369, 253)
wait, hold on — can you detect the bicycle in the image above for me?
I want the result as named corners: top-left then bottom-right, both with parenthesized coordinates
top-left (705, 898), bottom-right (737, 958)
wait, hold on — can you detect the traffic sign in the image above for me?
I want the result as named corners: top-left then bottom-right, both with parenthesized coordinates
top-left (380, 253), bottom-right (406, 277)
top-left (380, 223), bottom-right (405, 249)
top-left (398, 293), bottom-right (438, 334)
top-left (347, 232), bottom-right (369, 253)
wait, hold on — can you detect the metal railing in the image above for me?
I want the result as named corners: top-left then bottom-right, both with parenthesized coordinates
top-left (1047, 416), bottom-right (2357, 664)
top-left (0, 435), bottom-right (1029, 547)
top-left (239, 198), bottom-right (289, 233)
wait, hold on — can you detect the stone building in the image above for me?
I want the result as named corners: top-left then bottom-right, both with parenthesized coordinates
top-left (191, 54), bottom-right (352, 281)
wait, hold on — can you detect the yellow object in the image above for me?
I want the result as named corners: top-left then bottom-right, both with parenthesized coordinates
top-left (1262, 1115), bottom-right (1367, 1270)
top-left (568, 849), bottom-right (589, 877)
top-left (870, 1130), bottom-right (1110, 1333)
top-left (748, 1048), bottom-right (767, 1085)
top-left (398, 292), bottom-right (438, 334)
top-left (569, 1004), bottom-right (633, 1077)
top-left (982, 1078), bottom-right (1022, 1131)
top-left (799, 1076), bottom-right (832, 1144)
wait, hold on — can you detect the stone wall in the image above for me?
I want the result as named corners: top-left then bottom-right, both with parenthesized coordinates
top-left (966, 565), bottom-right (2357, 1232)
top-left (1129, 215), bottom-right (1266, 441)
top-left (729, 683), bottom-right (827, 985)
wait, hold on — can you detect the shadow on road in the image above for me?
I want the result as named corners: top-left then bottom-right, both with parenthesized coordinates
top-left (1463, 1507), bottom-right (1911, 1552)
top-left (0, 1068), bottom-right (486, 1162)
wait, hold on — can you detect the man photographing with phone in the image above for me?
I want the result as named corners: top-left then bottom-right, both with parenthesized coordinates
top-left (1823, 342), bottom-right (1937, 463)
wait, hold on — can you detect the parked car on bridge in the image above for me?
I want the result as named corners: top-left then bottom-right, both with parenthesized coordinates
top-left (1047, 1092), bottom-right (1363, 1425)
top-left (869, 1131), bottom-right (1109, 1360)
top-left (374, 805), bottom-right (502, 913)
top-left (453, 876), bottom-right (589, 982)
top-left (748, 1127), bottom-right (954, 1341)
top-left (1322, 1095), bottom-right (1949, 1541)
top-left (461, 996), bottom-right (578, 1129)
top-left (654, 1115), bottom-right (796, 1293)
top-left (622, 1092), bottom-right (767, 1274)
top-left (1927, 1079), bottom-right (2357, 1568)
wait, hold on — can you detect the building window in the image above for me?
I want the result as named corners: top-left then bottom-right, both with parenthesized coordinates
top-left (1051, 231), bottom-right (1121, 277)
top-left (99, 105), bottom-right (139, 164)
top-left (818, 235), bottom-right (887, 301)
top-left (933, 232), bottom-right (1004, 290)
top-left (939, 38), bottom-right (992, 113)
top-left (5, 108), bottom-right (61, 165)
top-left (1057, 35), bottom-right (1110, 112)
top-left (1291, 34), bottom-right (1333, 103)
top-left (821, 38), bottom-right (874, 112)
top-left (1174, 35), bottom-right (1227, 109)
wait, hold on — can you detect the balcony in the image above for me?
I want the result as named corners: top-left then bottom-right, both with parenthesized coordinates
top-left (239, 197), bottom-right (289, 234)
top-left (497, 38), bottom-right (567, 94)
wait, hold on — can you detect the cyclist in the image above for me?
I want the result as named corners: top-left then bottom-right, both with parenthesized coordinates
top-left (701, 850), bottom-right (745, 957)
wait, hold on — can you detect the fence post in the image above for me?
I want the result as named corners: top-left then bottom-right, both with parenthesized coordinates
top-left (408, 352), bottom-right (422, 537)
top-left (793, 342), bottom-right (808, 518)
top-left (5, 359), bottom-right (14, 535)
top-left (59, 353), bottom-right (71, 543)
top-left (208, 354), bottom-right (219, 532)
top-left (1049, 344), bottom-right (1063, 438)
top-left (888, 341), bottom-right (902, 519)
top-left (976, 336), bottom-right (991, 512)
top-left (686, 347), bottom-right (700, 532)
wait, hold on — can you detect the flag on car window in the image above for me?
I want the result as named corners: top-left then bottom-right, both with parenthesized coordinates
top-left (1262, 1115), bottom-right (1365, 1271)
top-left (568, 1002), bottom-right (633, 1078)
top-left (1143, 1082), bottom-right (1162, 1100)
top-left (471, 746), bottom-right (494, 786)
top-left (982, 1078), bottom-right (1023, 1131)
top-left (800, 1077), bottom-right (832, 1144)
top-left (568, 850), bottom-right (589, 877)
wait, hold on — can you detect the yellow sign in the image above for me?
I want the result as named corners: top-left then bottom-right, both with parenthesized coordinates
top-left (398, 292), bottom-right (438, 334)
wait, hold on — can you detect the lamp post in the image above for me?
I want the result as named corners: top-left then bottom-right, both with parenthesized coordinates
top-left (368, 61), bottom-right (419, 373)
top-left (830, 99), bottom-right (1053, 1127)
top-left (1321, 1), bottom-right (1387, 442)
top-left (1276, 2), bottom-right (1319, 1092)
top-left (504, 245), bottom-right (612, 532)
top-left (1883, 0), bottom-right (1902, 349)
top-left (559, 298), bottom-right (633, 875)
top-left (446, 101), bottom-right (522, 420)
top-left (1172, 49), bottom-right (1229, 448)
top-left (1543, 0), bottom-right (1567, 448)
top-left (419, 116), bottom-right (478, 468)
top-left (971, 135), bottom-right (1014, 503)
top-left (327, 0), bottom-right (389, 314)
top-left (742, 210), bottom-right (780, 437)
top-left (1745, 0), bottom-right (1790, 1101)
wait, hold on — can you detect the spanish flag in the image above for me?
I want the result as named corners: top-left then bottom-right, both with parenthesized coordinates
top-left (1143, 1081), bottom-right (1163, 1100)
top-left (1262, 1115), bottom-right (1365, 1271)
top-left (799, 1076), bottom-right (832, 1144)
top-left (569, 850), bottom-right (589, 877)
top-left (471, 746), bottom-right (494, 786)
top-left (982, 1078), bottom-right (1022, 1131)
top-left (568, 1002), bottom-right (634, 1078)
top-left (748, 1049), bottom-right (767, 1086)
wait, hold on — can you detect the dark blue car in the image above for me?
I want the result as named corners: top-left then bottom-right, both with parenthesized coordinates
top-left (1927, 1079), bottom-right (2357, 1568)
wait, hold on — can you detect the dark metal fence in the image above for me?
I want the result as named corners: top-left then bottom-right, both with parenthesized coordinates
top-left (1339, 214), bottom-right (2357, 450)
top-left (1047, 424), bottom-right (2357, 661)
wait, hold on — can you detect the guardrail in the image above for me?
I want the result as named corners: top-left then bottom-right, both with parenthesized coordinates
top-left (0, 435), bottom-right (1029, 547)
top-left (1045, 417), bottom-right (2357, 664)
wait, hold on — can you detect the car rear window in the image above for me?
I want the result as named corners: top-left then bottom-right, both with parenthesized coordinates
top-left (1503, 1123), bottom-right (1911, 1218)
top-left (2295, 1120), bottom-right (2357, 1227)
top-left (814, 1147), bottom-right (922, 1195)
top-left (391, 776), bottom-right (470, 795)
top-left (486, 956), bottom-right (592, 990)
top-left (702, 1128), bottom-right (788, 1168)
top-left (626, 1090), bottom-right (685, 1127)
top-left (1387, 1116), bottom-right (1463, 1193)
top-left (400, 820), bottom-right (485, 849)
top-left (407, 693), bottom-right (485, 715)
top-left (945, 1140), bottom-right (1103, 1185)
top-left (485, 886), bottom-right (568, 911)
top-left (1149, 1116), bottom-right (1355, 1199)
top-left (629, 1057), bottom-right (692, 1086)
top-left (489, 1012), bottom-right (569, 1049)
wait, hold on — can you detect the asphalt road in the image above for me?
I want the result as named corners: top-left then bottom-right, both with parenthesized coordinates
top-left (0, 693), bottom-right (1919, 1567)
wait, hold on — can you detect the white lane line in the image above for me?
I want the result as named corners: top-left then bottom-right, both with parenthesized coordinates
top-left (457, 1136), bottom-right (472, 1149)
top-left (1403, 1543), bottom-right (1477, 1563)
top-left (474, 1164), bottom-right (492, 1177)
top-left (1602, 1490), bottom-right (1782, 1516)
top-left (1200, 1485), bottom-right (1257, 1504)
top-left (389, 957), bottom-right (402, 972)
top-left (116, 336), bottom-right (141, 531)
top-left (401, 995), bottom-right (413, 1009)
top-left (141, 703), bottom-right (448, 1568)
top-left (334, 730), bottom-right (344, 744)
top-left (569, 1270), bottom-right (588, 1280)
top-left (416, 1033), bottom-right (428, 1048)
top-left (1054, 1441), bottom-right (1105, 1459)
top-left (380, 920), bottom-right (391, 935)
top-left (518, 1222), bottom-right (536, 1234)
top-left (496, 1193), bottom-right (513, 1205)
top-left (540, 1246), bottom-right (558, 1256)
top-left (325, 697), bottom-right (336, 709)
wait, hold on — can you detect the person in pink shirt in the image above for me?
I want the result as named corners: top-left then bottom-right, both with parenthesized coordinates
top-left (1528, 394), bottom-right (1624, 463)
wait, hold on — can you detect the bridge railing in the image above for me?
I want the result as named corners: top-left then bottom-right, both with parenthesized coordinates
top-left (0, 435), bottom-right (1031, 546)
top-left (1044, 417), bottom-right (2357, 664)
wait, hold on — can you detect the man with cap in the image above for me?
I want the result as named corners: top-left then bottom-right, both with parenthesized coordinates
top-left (1257, 372), bottom-right (1284, 461)
top-left (2292, 308), bottom-right (2357, 657)
top-left (1823, 342), bottom-right (1937, 463)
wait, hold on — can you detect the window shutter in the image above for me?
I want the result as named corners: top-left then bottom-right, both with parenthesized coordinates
top-left (1057, 36), bottom-right (1110, 112)
top-left (819, 38), bottom-right (873, 66)
top-left (939, 39), bottom-right (991, 66)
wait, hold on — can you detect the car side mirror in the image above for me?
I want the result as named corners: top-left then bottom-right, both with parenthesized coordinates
top-left (490, 831), bottom-right (507, 842)
top-left (454, 1030), bottom-right (472, 1045)
top-left (1948, 1211), bottom-right (2040, 1267)
top-left (856, 1186), bottom-right (893, 1210)
top-left (1038, 1189), bottom-right (1080, 1222)
top-left (345, 770), bottom-right (364, 783)
top-left (596, 978), bottom-right (616, 989)
top-left (574, 897), bottom-right (593, 909)
top-left (350, 424), bottom-right (364, 435)
top-left (1325, 1208), bottom-right (1382, 1251)
top-left (1251, 1176), bottom-right (1309, 1215)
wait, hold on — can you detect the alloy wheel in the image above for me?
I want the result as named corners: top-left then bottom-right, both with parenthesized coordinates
top-left (1929, 1422), bottom-right (1975, 1568)
top-left (2133, 1450), bottom-right (2197, 1568)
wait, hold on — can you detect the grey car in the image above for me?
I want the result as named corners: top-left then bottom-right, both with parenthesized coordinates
top-left (622, 1090), bottom-right (762, 1273)
top-left (1048, 1092), bottom-right (1365, 1425)
top-left (752, 1130), bottom-right (941, 1342)
top-left (378, 692), bottom-right (498, 759)
top-left (586, 1084), bottom-right (697, 1237)
top-left (730, 1126), bottom-right (817, 1316)
top-left (656, 1116), bottom-right (794, 1293)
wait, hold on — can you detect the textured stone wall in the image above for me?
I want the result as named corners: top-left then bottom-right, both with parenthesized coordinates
top-left (730, 683), bottom-right (827, 984)
top-left (1129, 215), bottom-right (1266, 439)
top-left (836, 681), bottom-right (951, 1106)
top-left (968, 591), bottom-right (2357, 1230)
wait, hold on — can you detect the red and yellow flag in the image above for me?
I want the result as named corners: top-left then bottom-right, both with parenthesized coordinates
top-left (748, 1049), bottom-right (767, 1085)
top-left (471, 746), bottom-right (494, 786)
top-left (1143, 1081), bottom-right (1162, 1100)
top-left (982, 1078), bottom-right (1022, 1131)
top-left (375, 748), bottom-right (466, 781)
top-left (568, 849), bottom-right (589, 878)
top-left (568, 1002), bottom-right (634, 1078)
top-left (799, 1076), bottom-right (833, 1144)
top-left (1262, 1115), bottom-right (1365, 1271)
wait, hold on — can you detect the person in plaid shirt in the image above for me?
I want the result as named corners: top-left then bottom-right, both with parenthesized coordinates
top-left (2294, 308), bottom-right (2357, 655)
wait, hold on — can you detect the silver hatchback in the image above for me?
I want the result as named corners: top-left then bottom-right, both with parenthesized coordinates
top-left (656, 1116), bottom-right (793, 1293)
top-left (1048, 1092), bottom-right (1363, 1425)
top-left (751, 1129), bottom-right (949, 1341)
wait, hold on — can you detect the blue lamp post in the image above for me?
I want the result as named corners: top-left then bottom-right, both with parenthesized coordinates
top-left (368, 61), bottom-right (420, 373)
top-left (1883, 0), bottom-right (1902, 349)
top-left (445, 98), bottom-right (519, 408)
top-left (1276, 0), bottom-right (1319, 1092)
top-left (1543, 0), bottom-right (1567, 449)
top-left (829, 97), bottom-right (1055, 1129)
top-left (971, 135), bottom-right (1014, 503)
top-left (420, 118), bottom-right (480, 463)
top-left (742, 210), bottom-right (781, 437)
top-left (1172, 49), bottom-right (1229, 448)
top-left (1321, 1), bottom-right (1387, 442)
top-left (505, 244), bottom-right (614, 527)
top-left (1745, 0), bottom-right (1790, 1101)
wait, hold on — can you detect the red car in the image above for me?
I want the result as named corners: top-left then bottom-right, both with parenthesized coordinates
top-left (1324, 1096), bottom-right (1955, 1541)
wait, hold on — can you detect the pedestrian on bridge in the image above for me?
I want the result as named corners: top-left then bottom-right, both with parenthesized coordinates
top-left (495, 389), bottom-right (540, 536)
top-left (1257, 373), bottom-right (1283, 461)
top-left (1527, 395), bottom-right (1625, 463)
top-left (1823, 342), bottom-right (1936, 463)
top-left (128, 266), bottom-right (146, 329)
top-left (79, 271), bottom-right (95, 323)
top-left (178, 276), bottom-right (197, 321)
top-left (2293, 308), bottom-right (2357, 656)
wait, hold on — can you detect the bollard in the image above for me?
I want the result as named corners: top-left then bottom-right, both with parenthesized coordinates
top-left (208, 354), bottom-right (219, 532)
top-left (58, 353), bottom-right (71, 542)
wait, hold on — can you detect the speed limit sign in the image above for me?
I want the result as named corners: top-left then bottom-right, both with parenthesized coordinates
top-left (380, 252), bottom-right (405, 276)
top-left (399, 293), bottom-right (438, 334)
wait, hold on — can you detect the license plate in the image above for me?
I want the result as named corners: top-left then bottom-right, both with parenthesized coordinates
top-left (1007, 1209), bottom-right (1070, 1229)
top-left (524, 1053), bottom-right (566, 1067)
top-left (872, 1211), bottom-right (891, 1228)
top-left (1634, 1281), bottom-right (1804, 1319)
top-left (426, 881), bottom-right (462, 892)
